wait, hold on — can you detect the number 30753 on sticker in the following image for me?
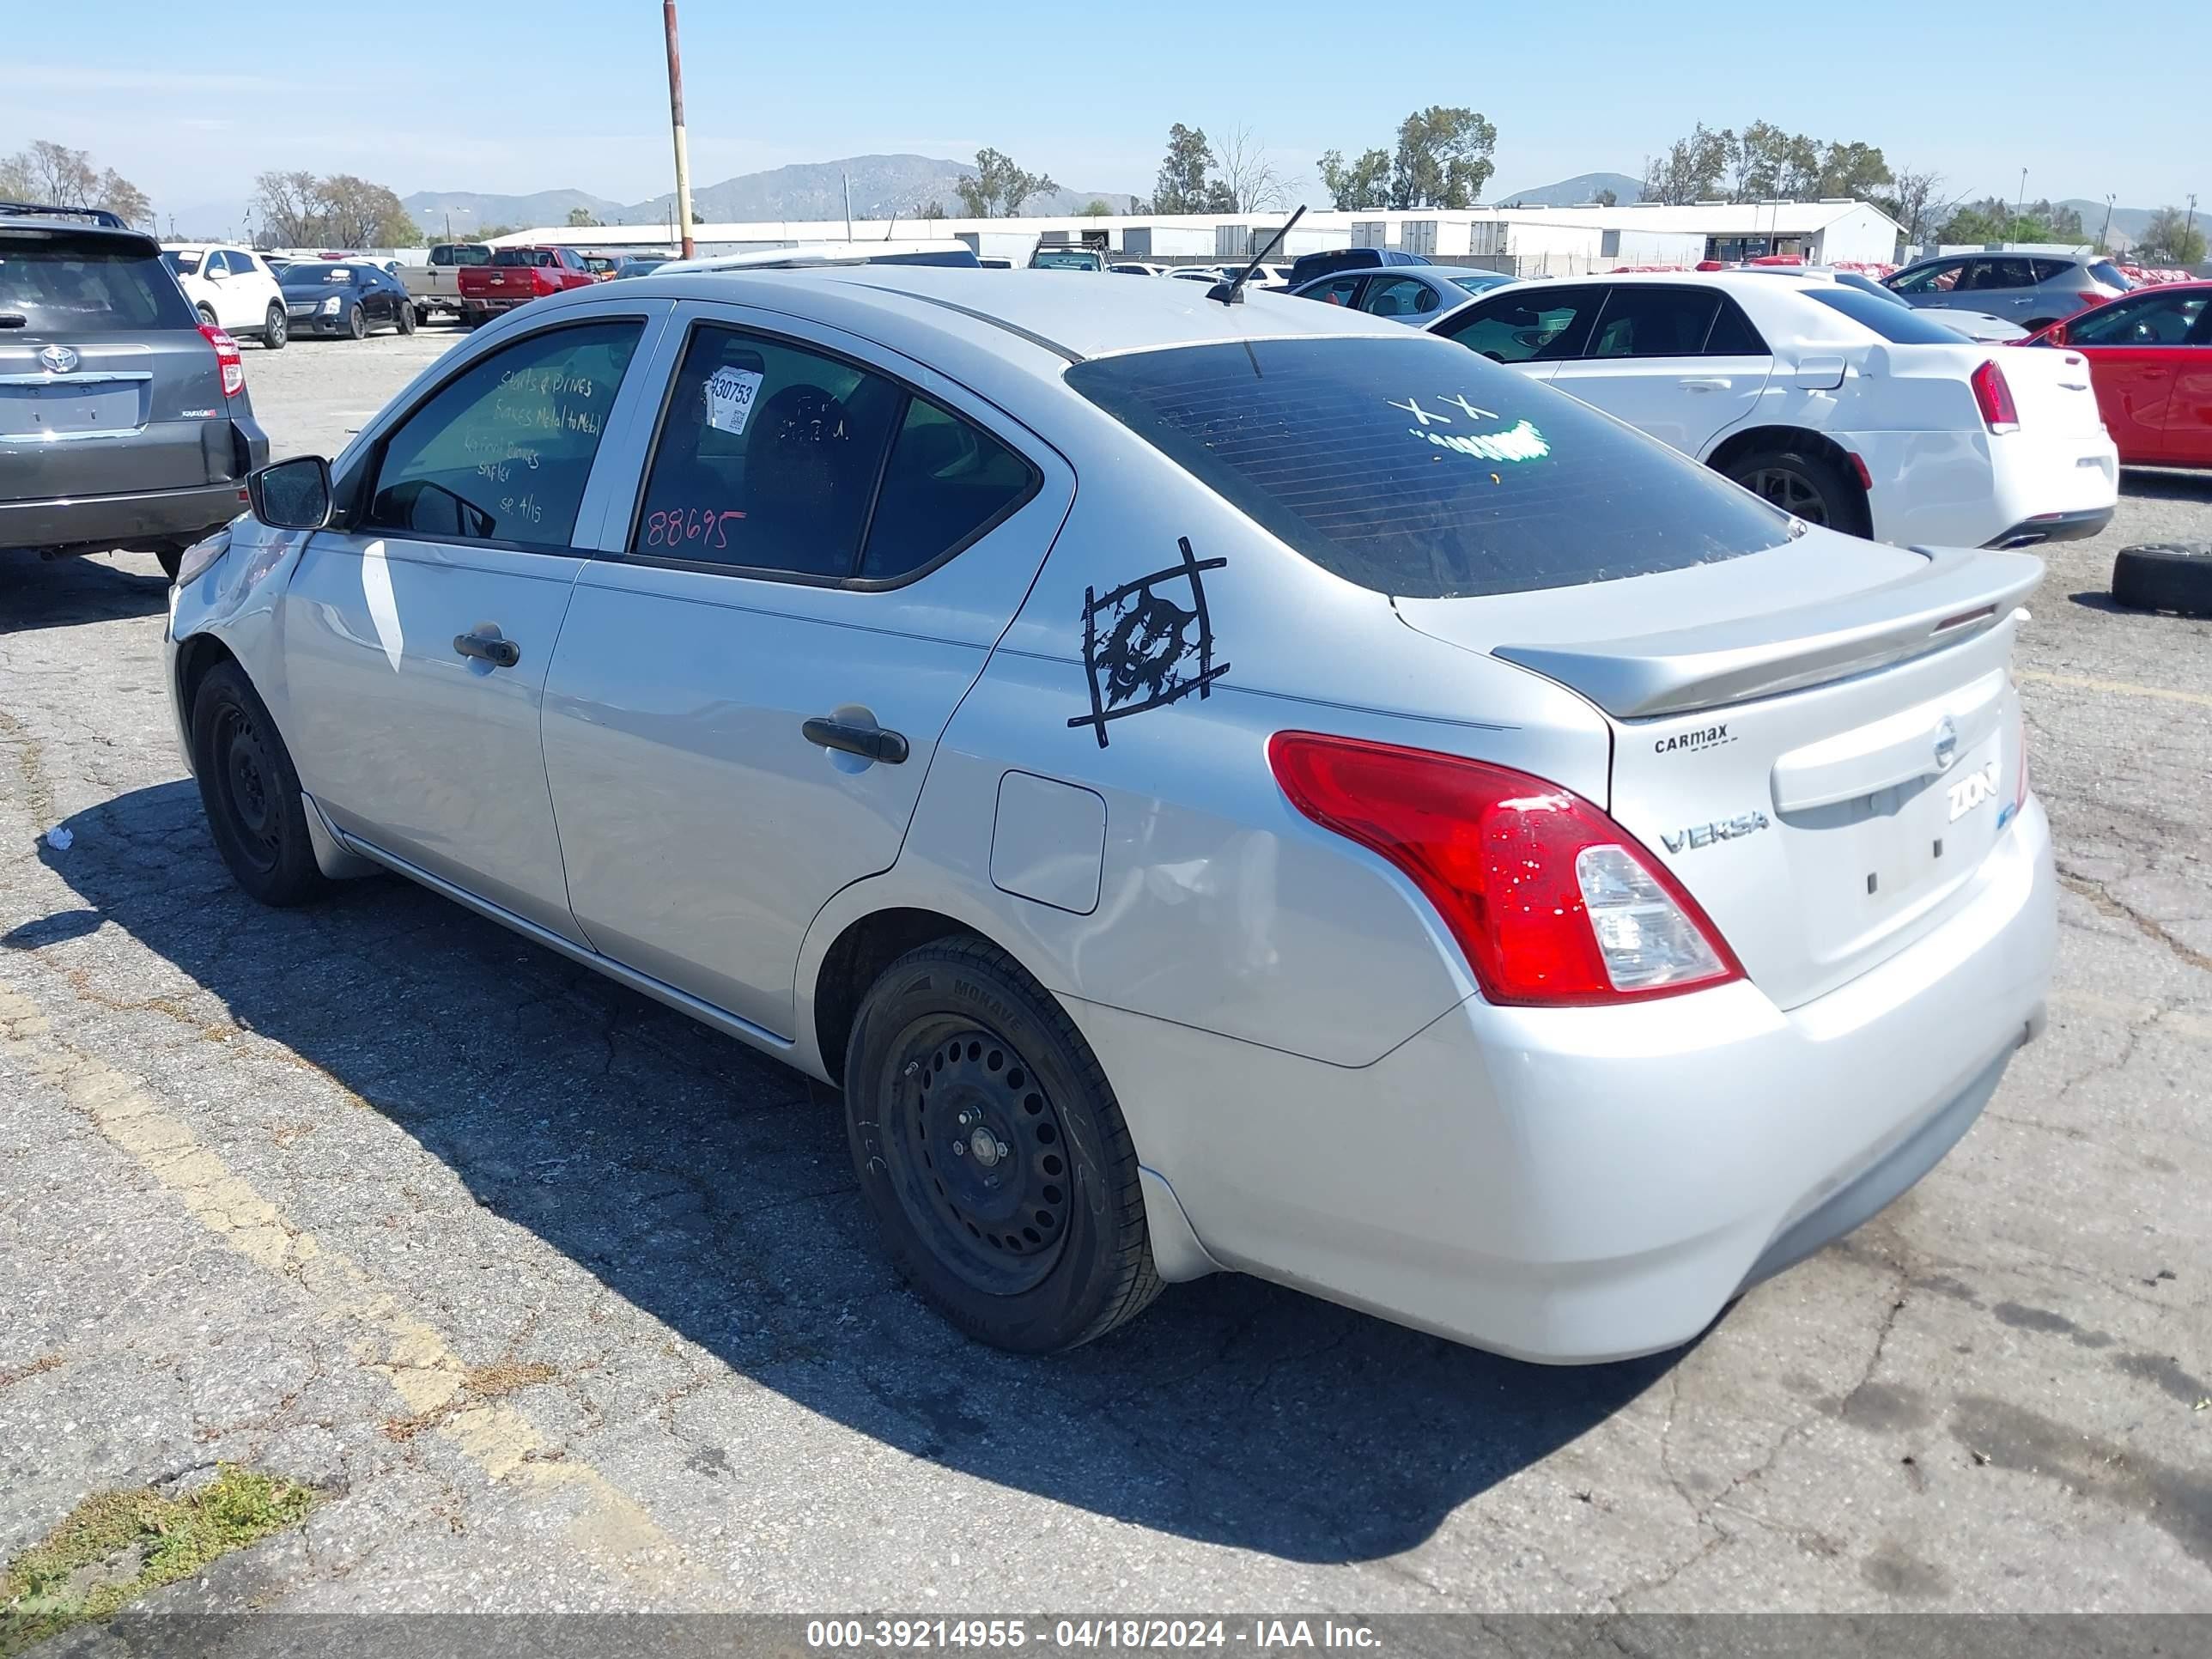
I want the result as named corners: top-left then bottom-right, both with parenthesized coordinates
top-left (1948, 762), bottom-right (1999, 821)
top-left (703, 366), bottom-right (763, 435)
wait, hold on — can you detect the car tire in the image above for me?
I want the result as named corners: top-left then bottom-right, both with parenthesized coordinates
top-left (1721, 445), bottom-right (1872, 539)
top-left (2112, 542), bottom-right (2212, 619)
top-left (346, 304), bottom-right (367, 341)
top-left (188, 662), bottom-right (331, 908)
top-left (195, 303), bottom-right (217, 327)
top-left (412, 304), bottom-right (430, 327)
top-left (397, 301), bottom-right (416, 335)
top-left (843, 937), bottom-right (1162, 1353)
top-left (263, 302), bottom-right (287, 349)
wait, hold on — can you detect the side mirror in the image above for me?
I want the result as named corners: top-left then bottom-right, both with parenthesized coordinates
top-left (248, 456), bottom-right (335, 531)
top-left (2045, 322), bottom-right (2069, 344)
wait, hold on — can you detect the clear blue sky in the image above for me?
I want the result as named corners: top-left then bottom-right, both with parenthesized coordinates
top-left (11, 0), bottom-right (2205, 229)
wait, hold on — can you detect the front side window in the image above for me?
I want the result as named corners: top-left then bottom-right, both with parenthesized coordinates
top-left (1889, 259), bottom-right (1963, 295)
top-left (1067, 335), bottom-right (1794, 600)
top-left (1305, 275), bottom-right (1363, 307)
top-left (363, 319), bottom-right (642, 549)
top-left (2069, 293), bottom-right (2209, 346)
top-left (1587, 287), bottom-right (1723, 358)
top-left (1435, 285), bottom-right (1601, 363)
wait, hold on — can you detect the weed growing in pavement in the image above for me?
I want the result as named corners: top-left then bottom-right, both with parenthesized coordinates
top-left (0, 1464), bottom-right (317, 1656)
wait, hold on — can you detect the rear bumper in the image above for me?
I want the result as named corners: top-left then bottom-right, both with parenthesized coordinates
top-left (0, 465), bottom-right (260, 555)
top-left (1982, 504), bottom-right (2113, 548)
top-left (1085, 799), bottom-right (2057, 1363)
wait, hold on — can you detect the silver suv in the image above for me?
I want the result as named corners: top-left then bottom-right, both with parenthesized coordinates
top-left (2, 202), bottom-right (269, 580)
top-left (1883, 251), bottom-right (2133, 331)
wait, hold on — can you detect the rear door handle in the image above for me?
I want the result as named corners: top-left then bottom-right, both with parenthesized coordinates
top-left (453, 629), bottom-right (520, 668)
top-left (1681, 378), bottom-right (1729, 392)
top-left (803, 716), bottom-right (908, 764)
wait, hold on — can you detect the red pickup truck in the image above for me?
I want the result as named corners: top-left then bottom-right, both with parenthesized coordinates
top-left (457, 246), bottom-right (597, 326)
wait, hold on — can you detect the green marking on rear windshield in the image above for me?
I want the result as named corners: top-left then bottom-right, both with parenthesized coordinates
top-left (1415, 418), bottom-right (1550, 464)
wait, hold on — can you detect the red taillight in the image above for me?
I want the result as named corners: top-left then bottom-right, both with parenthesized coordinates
top-left (1267, 732), bottom-right (1743, 1007)
top-left (199, 324), bottom-right (244, 399)
top-left (1970, 360), bottom-right (2019, 434)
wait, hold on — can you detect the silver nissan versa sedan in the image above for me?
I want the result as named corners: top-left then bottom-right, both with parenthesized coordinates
top-left (165, 268), bottom-right (2056, 1362)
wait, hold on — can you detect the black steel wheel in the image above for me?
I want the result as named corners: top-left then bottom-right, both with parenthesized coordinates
top-left (1722, 445), bottom-right (1871, 538)
top-left (844, 938), bottom-right (1161, 1352)
top-left (189, 662), bottom-right (330, 906)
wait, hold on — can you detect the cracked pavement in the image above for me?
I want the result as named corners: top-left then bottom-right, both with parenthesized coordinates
top-left (2, 328), bottom-right (2208, 1618)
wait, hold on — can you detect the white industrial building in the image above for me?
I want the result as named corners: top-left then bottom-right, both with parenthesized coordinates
top-left (486, 198), bottom-right (1904, 276)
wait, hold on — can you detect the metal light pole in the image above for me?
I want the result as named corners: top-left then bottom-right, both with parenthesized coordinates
top-left (2013, 168), bottom-right (2027, 244)
top-left (2188, 194), bottom-right (2200, 264)
top-left (663, 0), bottom-right (696, 261)
top-left (843, 173), bottom-right (854, 242)
top-left (2099, 194), bottom-right (2114, 252)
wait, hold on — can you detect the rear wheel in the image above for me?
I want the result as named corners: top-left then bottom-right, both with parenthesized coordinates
top-left (1722, 445), bottom-right (1871, 539)
top-left (843, 938), bottom-right (1161, 1352)
top-left (189, 663), bottom-right (330, 906)
top-left (346, 303), bottom-right (367, 341)
top-left (263, 302), bottom-right (287, 350)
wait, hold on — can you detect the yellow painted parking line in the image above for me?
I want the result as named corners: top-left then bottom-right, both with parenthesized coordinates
top-left (2017, 669), bottom-right (2212, 710)
top-left (0, 980), bottom-right (699, 1591)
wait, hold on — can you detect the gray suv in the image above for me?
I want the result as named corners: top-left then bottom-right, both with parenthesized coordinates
top-left (1883, 252), bottom-right (2133, 331)
top-left (3, 203), bottom-right (270, 580)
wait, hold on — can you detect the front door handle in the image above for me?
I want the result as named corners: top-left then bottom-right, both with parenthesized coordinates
top-left (803, 716), bottom-right (908, 764)
top-left (453, 629), bottom-right (520, 668)
top-left (1681, 378), bottom-right (1729, 392)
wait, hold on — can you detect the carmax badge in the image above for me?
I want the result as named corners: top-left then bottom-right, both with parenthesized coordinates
top-left (1662, 811), bottom-right (1770, 854)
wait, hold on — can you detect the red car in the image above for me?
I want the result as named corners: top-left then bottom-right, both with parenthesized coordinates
top-left (2023, 282), bottom-right (2212, 468)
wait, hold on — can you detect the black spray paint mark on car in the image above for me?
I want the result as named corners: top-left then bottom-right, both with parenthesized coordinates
top-left (1069, 537), bottom-right (1229, 749)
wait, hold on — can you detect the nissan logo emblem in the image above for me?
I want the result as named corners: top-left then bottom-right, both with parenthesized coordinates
top-left (1933, 717), bottom-right (1960, 771)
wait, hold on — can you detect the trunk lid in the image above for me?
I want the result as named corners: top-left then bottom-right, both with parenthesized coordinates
top-left (1397, 535), bottom-right (2041, 1009)
top-left (1992, 343), bottom-right (2106, 440)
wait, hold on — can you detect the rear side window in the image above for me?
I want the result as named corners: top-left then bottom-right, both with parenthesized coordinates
top-left (1066, 336), bottom-right (1794, 600)
top-left (1363, 276), bottom-right (1441, 318)
top-left (2030, 259), bottom-right (2073, 283)
top-left (1588, 287), bottom-right (1722, 357)
top-left (363, 319), bottom-right (642, 550)
top-left (630, 323), bottom-right (1033, 583)
top-left (1436, 284), bottom-right (1603, 363)
top-left (2069, 292), bottom-right (2209, 345)
top-left (1799, 287), bottom-right (1975, 343)
top-left (2, 236), bottom-right (198, 332)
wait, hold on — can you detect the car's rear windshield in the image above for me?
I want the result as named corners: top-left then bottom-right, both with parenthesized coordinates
top-left (1799, 287), bottom-right (1972, 344)
top-left (490, 249), bottom-right (550, 267)
top-left (1065, 336), bottom-right (1794, 599)
top-left (280, 264), bottom-right (356, 286)
top-left (0, 234), bottom-right (197, 332)
top-left (2088, 260), bottom-right (2134, 290)
top-left (1033, 251), bottom-right (1100, 270)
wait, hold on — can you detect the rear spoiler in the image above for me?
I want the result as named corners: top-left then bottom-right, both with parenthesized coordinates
top-left (1493, 548), bottom-right (2043, 720)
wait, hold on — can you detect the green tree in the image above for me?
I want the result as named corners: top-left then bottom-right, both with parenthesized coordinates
top-left (1317, 147), bottom-right (1392, 211)
top-left (1591, 186), bottom-right (1618, 207)
top-left (566, 206), bottom-right (601, 228)
top-left (1151, 125), bottom-right (1228, 214)
top-left (1079, 198), bottom-right (1113, 217)
top-left (2, 138), bottom-right (154, 227)
top-left (320, 174), bottom-right (420, 246)
top-left (1875, 167), bottom-right (1954, 248)
top-left (1641, 124), bottom-right (1729, 204)
top-left (476, 224), bottom-right (520, 240)
top-left (1815, 140), bottom-right (1892, 202)
top-left (954, 149), bottom-right (1058, 217)
top-left (917, 200), bottom-right (947, 221)
top-left (2135, 206), bottom-right (2207, 266)
top-left (1389, 106), bottom-right (1496, 209)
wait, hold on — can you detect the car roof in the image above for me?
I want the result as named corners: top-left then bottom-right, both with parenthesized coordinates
top-left (571, 264), bottom-right (1405, 369)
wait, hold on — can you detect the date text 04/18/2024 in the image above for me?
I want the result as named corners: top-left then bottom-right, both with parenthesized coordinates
top-left (804, 1619), bottom-right (1382, 1650)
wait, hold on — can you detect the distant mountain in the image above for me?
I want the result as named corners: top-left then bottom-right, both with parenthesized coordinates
top-left (401, 187), bottom-right (633, 236)
top-left (1492, 171), bottom-right (1644, 208)
top-left (2053, 200), bottom-right (2162, 251)
top-left (400, 155), bottom-right (1137, 237)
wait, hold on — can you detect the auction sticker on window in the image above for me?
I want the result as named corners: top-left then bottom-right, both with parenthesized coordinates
top-left (704, 366), bottom-right (765, 435)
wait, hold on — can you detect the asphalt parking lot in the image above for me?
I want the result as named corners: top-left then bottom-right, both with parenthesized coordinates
top-left (2, 325), bottom-right (2207, 1620)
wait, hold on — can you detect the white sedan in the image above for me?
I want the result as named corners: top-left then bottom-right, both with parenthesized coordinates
top-left (160, 243), bottom-right (289, 349)
top-left (1431, 271), bottom-right (2118, 549)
